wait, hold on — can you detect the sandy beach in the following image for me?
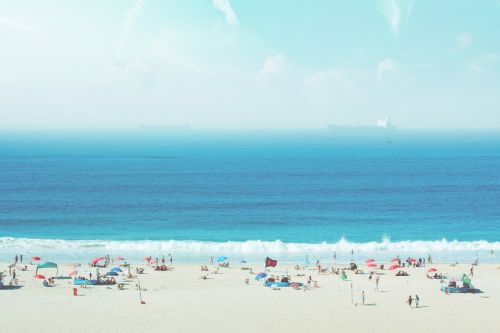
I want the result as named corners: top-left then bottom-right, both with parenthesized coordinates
top-left (1, 259), bottom-right (499, 333)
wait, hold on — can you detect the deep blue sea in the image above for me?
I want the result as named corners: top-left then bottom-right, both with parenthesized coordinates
top-left (1, 130), bottom-right (500, 263)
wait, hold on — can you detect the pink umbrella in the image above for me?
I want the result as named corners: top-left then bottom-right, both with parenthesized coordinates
top-left (144, 256), bottom-right (151, 261)
top-left (366, 263), bottom-right (377, 268)
top-left (390, 258), bottom-right (399, 262)
top-left (408, 258), bottom-right (417, 263)
top-left (427, 267), bottom-right (438, 273)
top-left (388, 264), bottom-right (401, 271)
top-left (69, 271), bottom-right (77, 276)
top-left (91, 257), bottom-right (106, 265)
top-left (147, 260), bottom-right (157, 266)
top-left (114, 257), bottom-right (125, 261)
top-left (365, 259), bottom-right (375, 263)
top-left (33, 274), bottom-right (45, 279)
top-left (32, 256), bottom-right (41, 261)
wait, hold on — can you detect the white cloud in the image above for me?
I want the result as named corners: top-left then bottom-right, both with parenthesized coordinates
top-left (122, 0), bottom-right (145, 31)
top-left (457, 32), bottom-right (472, 50)
top-left (377, 58), bottom-right (398, 78)
top-left (380, 0), bottom-right (414, 36)
top-left (0, 16), bottom-right (35, 32)
top-left (212, 0), bottom-right (238, 27)
top-left (260, 54), bottom-right (284, 75)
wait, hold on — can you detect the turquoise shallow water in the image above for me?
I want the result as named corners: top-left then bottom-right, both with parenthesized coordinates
top-left (1, 130), bottom-right (500, 262)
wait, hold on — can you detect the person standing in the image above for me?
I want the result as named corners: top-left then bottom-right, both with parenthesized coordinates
top-left (361, 291), bottom-right (365, 306)
top-left (415, 295), bottom-right (420, 308)
top-left (210, 256), bottom-right (213, 265)
top-left (407, 295), bottom-right (413, 308)
top-left (20, 255), bottom-right (23, 264)
top-left (470, 266), bottom-right (474, 277)
top-left (333, 250), bottom-right (336, 262)
top-left (375, 275), bottom-right (380, 291)
top-left (168, 253), bottom-right (173, 265)
top-left (14, 254), bottom-right (18, 265)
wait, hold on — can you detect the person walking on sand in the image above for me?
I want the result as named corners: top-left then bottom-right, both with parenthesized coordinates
top-left (168, 253), bottom-right (173, 265)
top-left (14, 254), bottom-right (18, 265)
top-left (361, 291), bottom-right (365, 305)
top-left (470, 266), bottom-right (474, 277)
top-left (415, 295), bottom-right (420, 308)
top-left (407, 295), bottom-right (413, 308)
top-left (375, 275), bottom-right (380, 291)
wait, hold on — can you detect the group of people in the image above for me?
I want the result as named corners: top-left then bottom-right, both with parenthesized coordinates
top-left (43, 277), bottom-right (55, 287)
top-left (407, 295), bottom-right (421, 308)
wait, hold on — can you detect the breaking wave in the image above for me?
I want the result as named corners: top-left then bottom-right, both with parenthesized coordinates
top-left (1, 237), bottom-right (499, 263)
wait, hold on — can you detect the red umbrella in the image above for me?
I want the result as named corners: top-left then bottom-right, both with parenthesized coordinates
top-left (365, 259), bottom-right (375, 263)
top-left (33, 274), bottom-right (45, 279)
top-left (390, 258), bottom-right (399, 262)
top-left (366, 263), bottom-right (377, 268)
top-left (32, 256), bottom-right (41, 261)
top-left (427, 267), bottom-right (438, 273)
top-left (388, 264), bottom-right (401, 271)
top-left (114, 256), bottom-right (125, 261)
top-left (408, 258), bottom-right (417, 263)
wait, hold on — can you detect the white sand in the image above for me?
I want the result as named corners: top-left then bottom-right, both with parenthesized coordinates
top-left (1, 261), bottom-right (499, 332)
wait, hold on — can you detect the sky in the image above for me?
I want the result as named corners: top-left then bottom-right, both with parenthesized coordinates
top-left (0, 0), bottom-right (499, 130)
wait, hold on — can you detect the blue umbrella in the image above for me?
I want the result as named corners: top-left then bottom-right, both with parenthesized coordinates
top-left (240, 260), bottom-right (247, 264)
top-left (111, 267), bottom-right (122, 273)
top-left (217, 256), bottom-right (228, 262)
top-left (255, 272), bottom-right (267, 281)
top-left (106, 271), bottom-right (118, 276)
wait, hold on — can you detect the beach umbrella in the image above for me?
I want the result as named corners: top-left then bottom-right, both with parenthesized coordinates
top-left (240, 260), bottom-right (247, 264)
top-left (388, 264), bottom-right (401, 271)
top-left (69, 271), bottom-right (77, 276)
top-left (33, 274), bottom-right (45, 279)
top-left (144, 256), bottom-right (151, 261)
top-left (390, 258), bottom-right (399, 262)
top-left (365, 259), bottom-right (375, 263)
top-left (427, 267), bottom-right (438, 273)
top-left (111, 267), bottom-right (122, 273)
top-left (91, 257), bottom-right (106, 266)
top-left (106, 271), bottom-right (118, 276)
top-left (114, 257), bottom-right (125, 261)
top-left (255, 273), bottom-right (267, 281)
top-left (366, 263), bottom-right (377, 268)
top-left (217, 256), bottom-right (228, 262)
top-left (32, 256), bottom-right (41, 261)
top-left (147, 261), bottom-right (157, 266)
top-left (408, 258), bottom-right (417, 263)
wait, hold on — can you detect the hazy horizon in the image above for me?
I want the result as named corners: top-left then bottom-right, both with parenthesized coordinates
top-left (1, 1), bottom-right (499, 130)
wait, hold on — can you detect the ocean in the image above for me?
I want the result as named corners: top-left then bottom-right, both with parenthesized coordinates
top-left (1, 130), bottom-right (500, 263)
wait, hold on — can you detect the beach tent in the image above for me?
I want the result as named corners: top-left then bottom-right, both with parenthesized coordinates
top-left (217, 256), bottom-right (228, 262)
top-left (36, 262), bottom-right (58, 276)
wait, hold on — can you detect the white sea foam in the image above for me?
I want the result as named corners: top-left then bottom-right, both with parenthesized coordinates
top-left (1, 237), bottom-right (499, 263)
